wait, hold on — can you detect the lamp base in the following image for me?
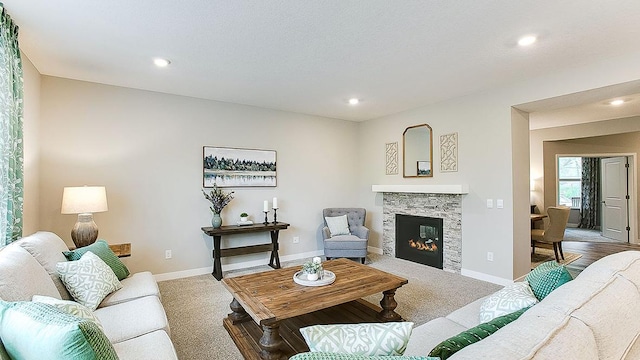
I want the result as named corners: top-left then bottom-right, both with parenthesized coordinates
top-left (71, 213), bottom-right (99, 248)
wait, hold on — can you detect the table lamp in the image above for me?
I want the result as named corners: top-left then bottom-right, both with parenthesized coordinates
top-left (61, 186), bottom-right (108, 248)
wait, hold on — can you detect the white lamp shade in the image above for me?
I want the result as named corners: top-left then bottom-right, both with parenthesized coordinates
top-left (61, 186), bottom-right (108, 214)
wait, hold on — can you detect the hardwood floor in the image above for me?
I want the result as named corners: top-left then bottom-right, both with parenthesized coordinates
top-left (561, 240), bottom-right (640, 277)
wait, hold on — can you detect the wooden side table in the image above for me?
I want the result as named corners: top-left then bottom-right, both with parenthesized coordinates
top-left (109, 243), bottom-right (132, 258)
top-left (201, 222), bottom-right (290, 280)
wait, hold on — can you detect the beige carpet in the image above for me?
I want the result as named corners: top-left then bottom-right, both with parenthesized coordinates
top-left (158, 254), bottom-right (502, 360)
top-left (531, 247), bottom-right (582, 269)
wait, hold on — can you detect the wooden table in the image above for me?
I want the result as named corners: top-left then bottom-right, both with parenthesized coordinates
top-left (201, 222), bottom-right (290, 280)
top-left (222, 258), bottom-right (408, 360)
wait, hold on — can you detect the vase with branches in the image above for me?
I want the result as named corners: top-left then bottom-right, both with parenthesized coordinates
top-left (202, 184), bottom-right (234, 228)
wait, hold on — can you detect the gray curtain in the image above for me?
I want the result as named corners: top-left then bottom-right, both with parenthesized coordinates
top-left (579, 157), bottom-right (600, 229)
top-left (0, 5), bottom-right (23, 245)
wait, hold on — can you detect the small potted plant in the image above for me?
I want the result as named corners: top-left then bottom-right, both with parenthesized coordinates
top-left (301, 257), bottom-right (323, 281)
top-left (240, 212), bottom-right (249, 222)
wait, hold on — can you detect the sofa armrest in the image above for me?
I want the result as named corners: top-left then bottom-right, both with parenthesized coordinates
top-left (322, 226), bottom-right (331, 240)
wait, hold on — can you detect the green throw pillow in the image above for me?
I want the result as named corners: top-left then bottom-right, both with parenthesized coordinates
top-left (526, 261), bottom-right (573, 301)
top-left (64, 240), bottom-right (130, 280)
top-left (57, 251), bottom-right (123, 311)
top-left (429, 307), bottom-right (528, 360)
top-left (0, 300), bottom-right (119, 360)
top-left (290, 353), bottom-right (437, 360)
top-left (300, 322), bottom-right (414, 356)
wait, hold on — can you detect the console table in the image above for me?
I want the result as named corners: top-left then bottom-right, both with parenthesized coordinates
top-left (201, 222), bottom-right (290, 280)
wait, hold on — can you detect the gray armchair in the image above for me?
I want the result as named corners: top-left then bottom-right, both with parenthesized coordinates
top-left (322, 208), bottom-right (369, 264)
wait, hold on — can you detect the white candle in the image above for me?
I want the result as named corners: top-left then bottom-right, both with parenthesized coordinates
top-left (313, 256), bottom-right (322, 264)
top-left (273, 197), bottom-right (278, 209)
top-left (263, 200), bottom-right (269, 212)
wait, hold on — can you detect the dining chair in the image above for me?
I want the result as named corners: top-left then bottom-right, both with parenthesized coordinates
top-left (531, 206), bottom-right (570, 262)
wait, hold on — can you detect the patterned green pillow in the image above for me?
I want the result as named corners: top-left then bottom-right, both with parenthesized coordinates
top-left (64, 240), bottom-right (130, 280)
top-left (525, 261), bottom-right (573, 300)
top-left (429, 307), bottom-right (528, 360)
top-left (32, 295), bottom-right (105, 332)
top-left (56, 251), bottom-right (123, 311)
top-left (290, 352), bottom-right (437, 360)
top-left (300, 322), bottom-right (414, 356)
top-left (0, 300), bottom-right (118, 360)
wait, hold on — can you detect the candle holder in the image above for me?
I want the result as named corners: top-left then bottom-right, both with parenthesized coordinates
top-left (273, 208), bottom-right (278, 224)
top-left (263, 211), bottom-right (269, 225)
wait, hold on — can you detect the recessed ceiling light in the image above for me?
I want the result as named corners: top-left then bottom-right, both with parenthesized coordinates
top-left (348, 98), bottom-right (360, 105)
top-left (609, 99), bottom-right (625, 106)
top-left (153, 58), bottom-right (171, 67)
top-left (517, 35), bottom-right (537, 47)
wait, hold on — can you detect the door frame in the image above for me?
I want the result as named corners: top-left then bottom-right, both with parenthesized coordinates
top-left (554, 152), bottom-right (638, 244)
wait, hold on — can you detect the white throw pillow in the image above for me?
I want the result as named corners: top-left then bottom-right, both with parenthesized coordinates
top-left (32, 295), bottom-right (104, 332)
top-left (325, 215), bottom-right (351, 236)
top-left (479, 281), bottom-right (538, 323)
top-left (300, 322), bottom-right (414, 356)
top-left (56, 251), bottom-right (122, 311)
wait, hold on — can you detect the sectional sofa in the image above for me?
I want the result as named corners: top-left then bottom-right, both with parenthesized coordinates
top-left (0, 231), bottom-right (177, 359)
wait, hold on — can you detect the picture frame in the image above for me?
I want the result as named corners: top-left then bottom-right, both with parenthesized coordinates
top-left (203, 146), bottom-right (277, 187)
top-left (417, 161), bottom-right (431, 176)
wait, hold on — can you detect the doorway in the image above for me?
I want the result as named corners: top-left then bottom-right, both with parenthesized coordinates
top-left (557, 155), bottom-right (632, 243)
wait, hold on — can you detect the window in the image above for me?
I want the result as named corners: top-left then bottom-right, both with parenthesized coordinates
top-left (558, 157), bottom-right (582, 207)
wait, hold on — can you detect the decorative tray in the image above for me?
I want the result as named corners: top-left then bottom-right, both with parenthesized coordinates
top-left (236, 220), bottom-right (254, 226)
top-left (293, 270), bottom-right (336, 287)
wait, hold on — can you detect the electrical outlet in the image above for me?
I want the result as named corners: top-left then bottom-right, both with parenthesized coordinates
top-left (487, 252), bottom-right (494, 262)
top-left (165, 250), bottom-right (172, 259)
top-left (293, 236), bottom-right (300, 244)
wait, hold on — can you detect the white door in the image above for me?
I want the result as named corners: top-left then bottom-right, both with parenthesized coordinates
top-left (601, 157), bottom-right (629, 242)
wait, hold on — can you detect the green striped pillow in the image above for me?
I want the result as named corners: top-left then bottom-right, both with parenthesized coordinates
top-left (64, 240), bottom-right (130, 280)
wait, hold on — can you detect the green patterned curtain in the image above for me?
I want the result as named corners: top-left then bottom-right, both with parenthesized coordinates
top-left (0, 4), bottom-right (23, 245)
top-left (578, 157), bottom-right (600, 229)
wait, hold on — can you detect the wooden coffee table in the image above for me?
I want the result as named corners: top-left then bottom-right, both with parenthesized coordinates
top-left (222, 258), bottom-right (408, 360)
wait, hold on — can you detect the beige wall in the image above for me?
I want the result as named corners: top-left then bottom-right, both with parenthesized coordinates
top-left (541, 130), bottom-right (640, 242)
top-left (37, 76), bottom-right (360, 275)
top-left (22, 53), bottom-right (40, 236)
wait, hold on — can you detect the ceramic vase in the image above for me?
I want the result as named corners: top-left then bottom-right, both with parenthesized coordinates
top-left (307, 272), bottom-right (319, 281)
top-left (211, 213), bottom-right (222, 228)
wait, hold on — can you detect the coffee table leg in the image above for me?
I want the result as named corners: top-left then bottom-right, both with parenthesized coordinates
top-left (228, 298), bottom-right (250, 324)
top-left (259, 322), bottom-right (284, 360)
top-left (377, 288), bottom-right (402, 322)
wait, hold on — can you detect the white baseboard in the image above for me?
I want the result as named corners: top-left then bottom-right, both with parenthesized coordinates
top-left (368, 246), bottom-right (383, 255)
top-left (154, 250), bottom-right (325, 282)
top-left (461, 268), bottom-right (513, 286)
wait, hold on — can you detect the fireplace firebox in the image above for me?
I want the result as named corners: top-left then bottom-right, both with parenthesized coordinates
top-left (395, 214), bottom-right (444, 269)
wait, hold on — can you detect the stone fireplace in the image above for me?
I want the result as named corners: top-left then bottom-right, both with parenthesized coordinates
top-left (395, 214), bottom-right (444, 269)
top-left (374, 185), bottom-right (466, 273)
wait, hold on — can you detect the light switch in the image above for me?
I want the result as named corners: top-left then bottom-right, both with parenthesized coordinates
top-left (487, 199), bottom-right (493, 208)
top-left (497, 199), bottom-right (504, 209)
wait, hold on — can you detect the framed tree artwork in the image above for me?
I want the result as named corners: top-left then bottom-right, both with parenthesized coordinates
top-left (203, 146), bottom-right (277, 187)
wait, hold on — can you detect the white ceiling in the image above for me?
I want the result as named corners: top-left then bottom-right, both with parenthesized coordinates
top-left (5, 1), bottom-right (640, 123)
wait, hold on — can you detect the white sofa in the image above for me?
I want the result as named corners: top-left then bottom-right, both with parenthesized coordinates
top-left (404, 250), bottom-right (640, 359)
top-left (0, 231), bottom-right (177, 359)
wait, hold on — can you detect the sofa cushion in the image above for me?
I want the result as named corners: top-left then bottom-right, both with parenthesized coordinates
top-left (0, 300), bottom-right (118, 360)
top-left (32, 295), bottom-right (104, 332)
top-left (526, 260), bottom-right (573, 300)
top-left (16, 231), bottom-right (73, 300)
top-left (444, 296), bottom-right (486, 329)
top-left (0, 244), bottom-right (61, 301)
top-left (532, 317), bottom-right (599, 360)
top-left (64, 240), bottom-right (130, 280)
top-left (94, 295), bottom-right (170, 344)
top-left (404, 317), bottom-right (467, 357)
top-left (112, 330), bottom-right (177, 360)
top-left (571, 275), bottom-right (640, 360)
top-left (325, 215), bottom-right (351, 236)
top-left (99, 271), bottom-right (160, 308)
top-left (289, 353), bottom-right (436, 360)
top-left (56, 251), bottom-right (123, 311)
top-left (478, 281), bottom-right (537, 323)
top-left (428, 307), bottom-right (527, 360)
top-left (300, 322), bottom-right (414, 356)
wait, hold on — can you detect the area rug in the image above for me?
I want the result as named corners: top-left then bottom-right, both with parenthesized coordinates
top-left (531, 247), bottom-right (582, 269)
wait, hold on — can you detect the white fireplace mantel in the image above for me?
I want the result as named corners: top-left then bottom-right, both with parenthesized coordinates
top-left (371, 184), bottom-right (469, 194)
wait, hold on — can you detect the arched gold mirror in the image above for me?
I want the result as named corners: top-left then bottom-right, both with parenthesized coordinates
top-left (403, 124), bottom-right (433, 177)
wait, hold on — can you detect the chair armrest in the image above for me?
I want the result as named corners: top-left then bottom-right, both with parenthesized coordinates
top-left (351, 226), bottom-right (369, 240)
top-left (322, 226), bottom-right (331, 240)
